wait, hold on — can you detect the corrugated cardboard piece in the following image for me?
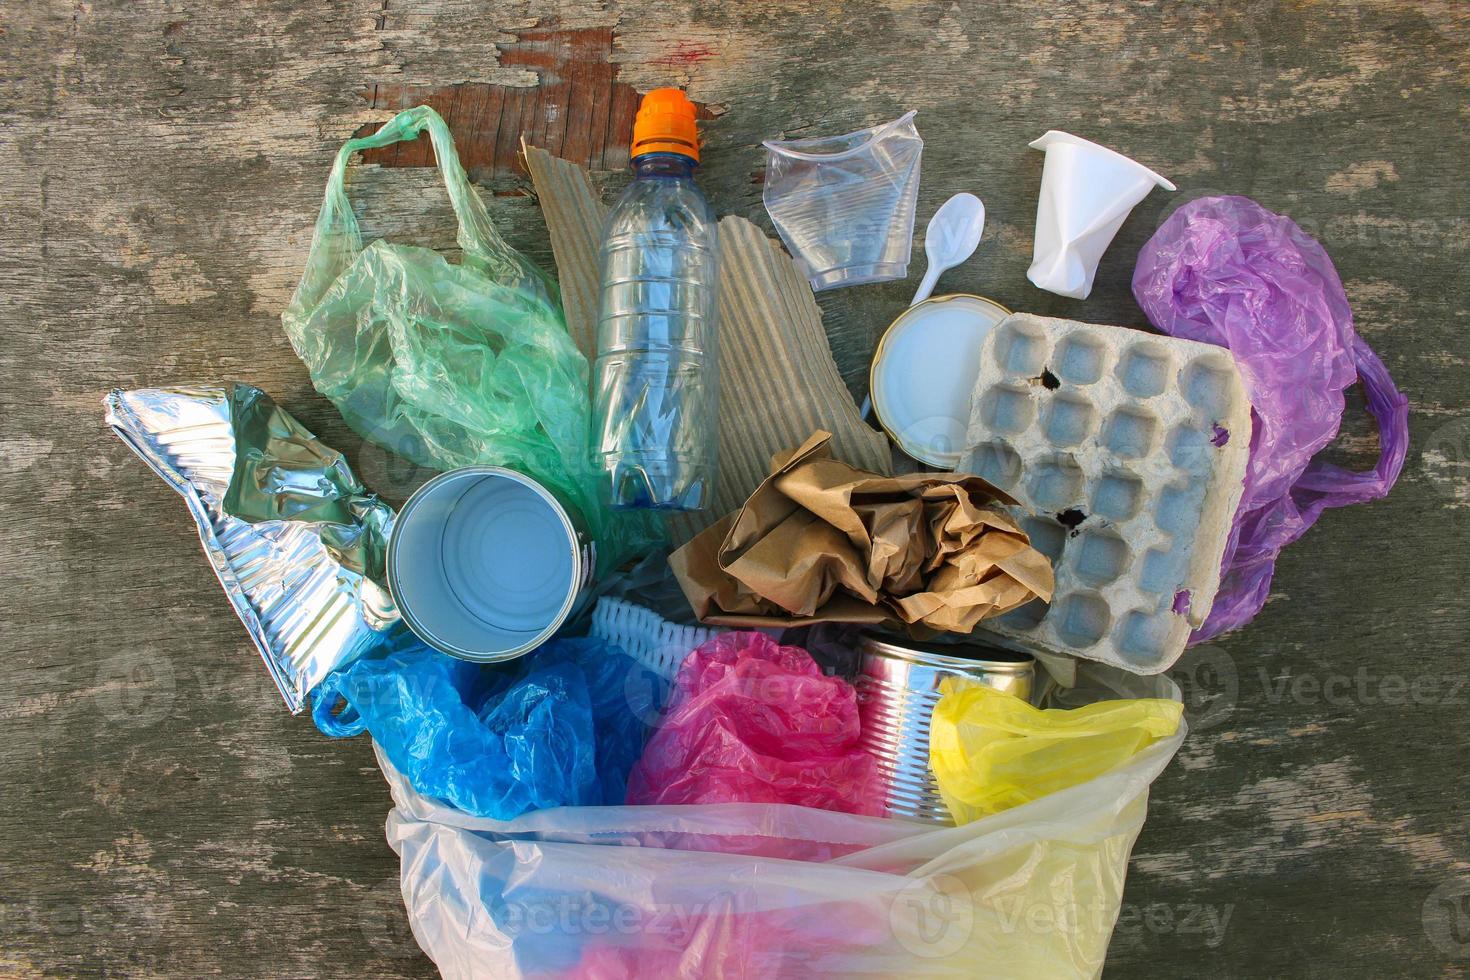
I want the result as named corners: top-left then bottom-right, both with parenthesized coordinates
top-left (670, 431), bottom-right (1055, 632)
top-left (522, 142), bottom-right (893, 531)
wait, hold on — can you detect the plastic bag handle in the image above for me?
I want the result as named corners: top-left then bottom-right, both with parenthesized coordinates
top-left (288, 105), bottom-right (555, 314)
top-left (311, 681), bottom-right (367, 738)
top-left (1294, 335), bottom-right (1409, 507)
top-left (324, 106), bottom-right (512, 268)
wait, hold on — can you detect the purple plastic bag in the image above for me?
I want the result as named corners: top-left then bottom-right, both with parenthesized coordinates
top-left (1133, 195), bottom-right (1408, 641)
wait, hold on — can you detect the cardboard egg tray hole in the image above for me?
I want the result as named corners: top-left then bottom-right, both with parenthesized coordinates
top-left (958, 314), bottom-right (1250, 673)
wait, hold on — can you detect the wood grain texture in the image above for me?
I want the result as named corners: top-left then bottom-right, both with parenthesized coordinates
top-left (362, 29), bottom-right (636, 176)
top-left (358, 27), bottom-right (717, 176)
top-left (2, 1), bottom-right (1469, 977)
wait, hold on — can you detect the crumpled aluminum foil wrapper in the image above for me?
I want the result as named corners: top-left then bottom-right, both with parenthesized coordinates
top-left (105, 384), bottom-right (401, 713)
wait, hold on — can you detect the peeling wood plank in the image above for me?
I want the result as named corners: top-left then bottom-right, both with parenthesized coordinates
top-left (357, 25), bottom-right (713, 177)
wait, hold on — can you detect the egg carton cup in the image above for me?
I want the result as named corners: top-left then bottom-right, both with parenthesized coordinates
top-left (957, 314), bottom-right (1250, 674)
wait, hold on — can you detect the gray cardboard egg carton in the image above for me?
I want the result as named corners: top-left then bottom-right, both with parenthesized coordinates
top-left (957, 313), bottom-right (1250, 674)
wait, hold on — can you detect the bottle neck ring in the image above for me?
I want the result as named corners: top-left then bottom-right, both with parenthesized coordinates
top-left (631, 152), bottom-right (698, 177)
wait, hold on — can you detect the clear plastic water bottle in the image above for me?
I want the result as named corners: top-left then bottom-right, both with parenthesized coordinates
top-left (592, 89), bottom-right (719, 511)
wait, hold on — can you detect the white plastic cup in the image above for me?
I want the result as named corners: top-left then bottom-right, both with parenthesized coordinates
top-left (1027, 131), bottom-right (1175, 300)
top-left (387, 467), bottom-right (593, 662)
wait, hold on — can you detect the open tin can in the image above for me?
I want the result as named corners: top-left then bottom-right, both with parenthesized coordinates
top-left (855, 633), bottom-right (1034, 823)
top-left (387, 466), bottom-right (595, 663)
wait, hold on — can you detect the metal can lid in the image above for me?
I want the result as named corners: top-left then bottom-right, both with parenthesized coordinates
top-left (870, 293), bottom-right (1013, 469)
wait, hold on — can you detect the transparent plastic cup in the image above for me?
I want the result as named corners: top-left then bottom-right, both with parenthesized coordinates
top-left (763, 111), bottom-right (923, 292)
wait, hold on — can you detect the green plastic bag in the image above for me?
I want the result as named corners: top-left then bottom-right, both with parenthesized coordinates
top-left (283, 105), bottom-right (661, 572)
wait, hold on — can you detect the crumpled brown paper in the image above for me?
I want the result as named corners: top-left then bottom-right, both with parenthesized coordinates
top-left (670, 432), bottom-right (1055, 632)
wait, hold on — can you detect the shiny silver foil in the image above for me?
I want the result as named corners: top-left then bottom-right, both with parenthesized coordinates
top-left (105, 384), bottom-right (400, 713)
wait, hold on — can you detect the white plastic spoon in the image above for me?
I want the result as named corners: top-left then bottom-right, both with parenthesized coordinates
top-left (862, 192), bottom-right (988, 420)
top-left (911, 192), bottom-right (986, 306)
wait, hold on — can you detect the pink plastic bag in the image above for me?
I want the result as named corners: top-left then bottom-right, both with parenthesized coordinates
top-left (625, 632), bottom-right (883, 816)
top-left (1133, 196), bottom-right (1408, 640)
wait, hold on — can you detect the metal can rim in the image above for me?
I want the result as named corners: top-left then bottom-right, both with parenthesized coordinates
top-left (857, 633), bottom-right (1035, 675)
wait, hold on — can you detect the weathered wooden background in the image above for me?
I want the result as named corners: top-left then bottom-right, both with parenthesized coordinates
top-left (3, 1), bottom-right (1468, 976)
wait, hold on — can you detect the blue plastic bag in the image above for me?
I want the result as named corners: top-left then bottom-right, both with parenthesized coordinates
top-left (312, 634), bottom-right (660, 818)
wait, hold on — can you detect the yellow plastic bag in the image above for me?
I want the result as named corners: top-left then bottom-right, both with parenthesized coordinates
top-left (930, 677), bottom-right (1183, 824)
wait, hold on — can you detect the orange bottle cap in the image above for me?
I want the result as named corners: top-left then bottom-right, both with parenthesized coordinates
top-left (631, 88), bottom-right (700, 162)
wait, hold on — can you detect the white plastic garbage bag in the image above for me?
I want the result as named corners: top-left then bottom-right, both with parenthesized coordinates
top-left (380, 666), bottom-right (1185, 979)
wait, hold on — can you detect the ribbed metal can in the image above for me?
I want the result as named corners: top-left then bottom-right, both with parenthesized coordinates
top-left (855, 634), bottom-right (1035, 823)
